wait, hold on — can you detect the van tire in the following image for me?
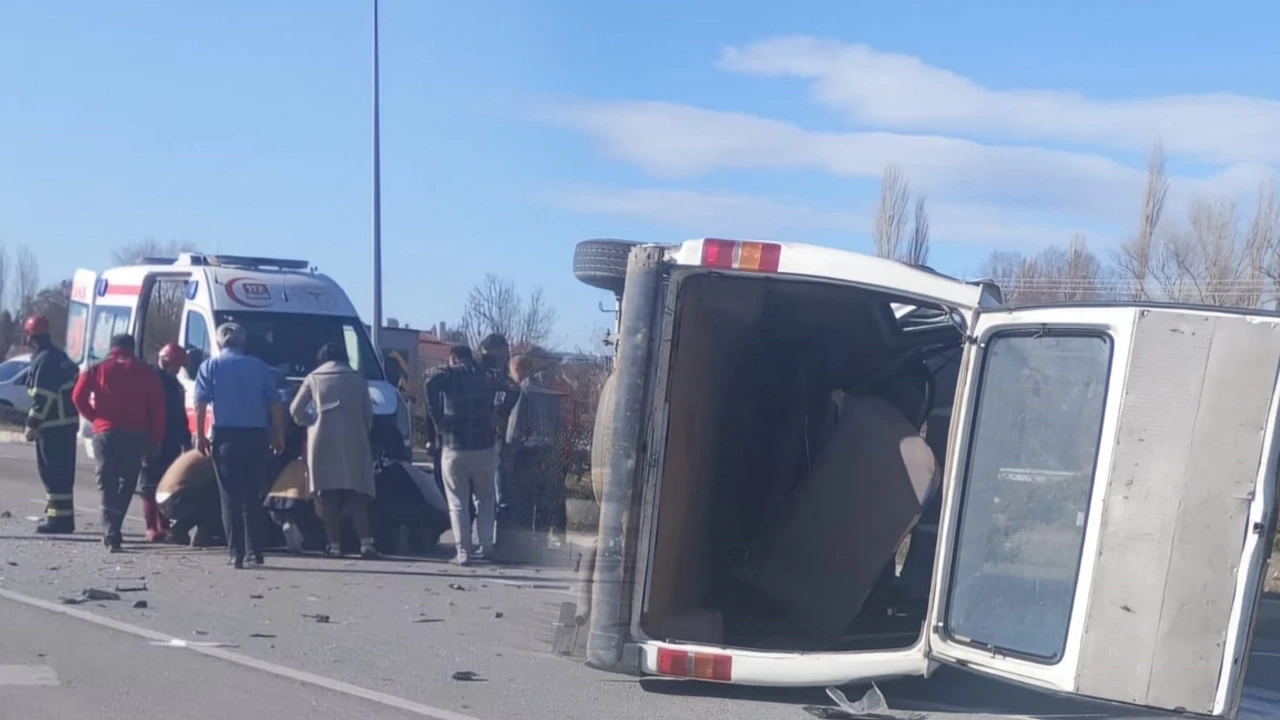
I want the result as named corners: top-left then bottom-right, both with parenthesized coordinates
top-left (573, 240), bottom-right (638, 295)
top-left (590, 371), bottom-right (619, 504)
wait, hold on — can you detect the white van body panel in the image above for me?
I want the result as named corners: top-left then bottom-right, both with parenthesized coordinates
top-left (927, 304), bottom-right (1280, 718)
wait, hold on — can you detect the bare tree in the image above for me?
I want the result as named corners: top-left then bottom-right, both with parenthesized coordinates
top-left (902, 196), bottom-right (930, 266)
top-left (1254, 180), bottom-right (1280, 305)
top-left (979, 236), bottom-right (1113, 303)
top-left (459, 274), bottom-right (557, 350)
top-left (113, 239), bottom-right (199, 360)
top-left (0, 244), bottom-right (10, 318)
top-left (13, 245), bottom-right (38, 314)
top-left (1114, 144), bottom-right (1169, 300)
top-left (874, 164), bottom-right (910, 260)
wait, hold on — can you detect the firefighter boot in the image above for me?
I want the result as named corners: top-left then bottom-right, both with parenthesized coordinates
top-left (34, 515), bottom-right (75, 534)
top-left (141, 495), bottom-right (165, 543)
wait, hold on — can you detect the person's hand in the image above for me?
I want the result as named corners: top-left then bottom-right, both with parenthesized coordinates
top-left (196, 434), bottom-right (211, 456)
top-left (23, 427), bottom-right (37, 442)
top-left (271, 434), bottom-right (285, 456)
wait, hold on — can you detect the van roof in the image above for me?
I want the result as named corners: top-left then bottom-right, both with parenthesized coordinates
top-left (90, 253), bottom-right (358, 317)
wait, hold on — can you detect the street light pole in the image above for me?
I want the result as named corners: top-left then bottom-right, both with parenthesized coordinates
top-left (371, 0), bottom-right (384, 351)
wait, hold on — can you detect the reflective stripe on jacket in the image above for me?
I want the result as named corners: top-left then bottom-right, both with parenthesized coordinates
top-left (26, 346), bottom-right (80, 430)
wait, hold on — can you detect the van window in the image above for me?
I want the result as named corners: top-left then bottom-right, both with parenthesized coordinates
top-left (87, 307), bottom-right (133, 363)
top-left (944, 331), bottom-right (1112, 663)
top-left (184, 312), bottom-right (211, 356)
top-left (213, 311), bottom-right (383, 381)
top-left (65, 301), bottom-right (89, 364)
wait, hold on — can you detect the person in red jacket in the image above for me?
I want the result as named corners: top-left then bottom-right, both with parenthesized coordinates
top-left (71, 333), bottom-right (165, 553)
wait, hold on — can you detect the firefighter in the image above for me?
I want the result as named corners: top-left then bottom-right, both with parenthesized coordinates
top-left (23, 315), bottom-right (81, 534)
top-left (139, 343), bottom-right (193, 542)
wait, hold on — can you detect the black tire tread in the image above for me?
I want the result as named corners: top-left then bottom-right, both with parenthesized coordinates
top-left (573, 239), bottom-right (638, 294)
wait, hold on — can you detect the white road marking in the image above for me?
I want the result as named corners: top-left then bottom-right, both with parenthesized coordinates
top-left (0, 587), bottom-right (484, 720)
top-left (0, 664), bottom-right (59, 686)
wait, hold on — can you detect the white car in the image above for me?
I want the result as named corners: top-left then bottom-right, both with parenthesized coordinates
top-left (0, 354), bottom-right (32, 412)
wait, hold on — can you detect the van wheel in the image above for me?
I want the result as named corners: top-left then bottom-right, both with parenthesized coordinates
top-left (573, 239), bottom-right (638, 295)
top-left (590, 372), bottom-right (619, 504)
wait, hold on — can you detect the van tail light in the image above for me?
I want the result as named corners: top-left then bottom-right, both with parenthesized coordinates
top-left (700, 239), bottom-right (781, 273)
top-left (656, 647), bottom-right (733, 682)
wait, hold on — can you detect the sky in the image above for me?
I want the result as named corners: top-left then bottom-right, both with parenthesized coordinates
top-left (3, 1), bottom-right (1280, 350)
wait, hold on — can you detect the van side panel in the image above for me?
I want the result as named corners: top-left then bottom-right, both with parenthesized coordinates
top-left (1075, 310), bottom-right (1280, 712)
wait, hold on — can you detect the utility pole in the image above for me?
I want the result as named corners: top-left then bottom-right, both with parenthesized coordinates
top-left (371, 0), bottom-right (384, 351)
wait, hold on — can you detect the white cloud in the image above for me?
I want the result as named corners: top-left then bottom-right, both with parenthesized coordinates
top-left (717, 36), bottom-right (1280, 165)
top-left (550, 186), bottom-right (1106, 250)
top-left (550, 100), bottom-right (1272, 227)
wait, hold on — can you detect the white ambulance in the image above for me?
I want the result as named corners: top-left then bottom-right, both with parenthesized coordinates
top-left (66, 253), bottom-right (412, 458)
top-left (572, 237), bottom-right (1280, 719)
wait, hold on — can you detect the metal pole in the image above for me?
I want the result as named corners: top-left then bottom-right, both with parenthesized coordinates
top-left (371, 0), bottom-right (384, 351)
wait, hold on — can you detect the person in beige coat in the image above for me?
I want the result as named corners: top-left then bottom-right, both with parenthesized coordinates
top-left (289, 341), bottom-right (377, 559)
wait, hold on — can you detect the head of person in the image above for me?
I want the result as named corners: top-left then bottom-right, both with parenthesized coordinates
top-left (449, 344), bottom-right (475, 368)
top-left (109, 334), bottom-right (136, 357)
top-left (316, 341), bottom-right (350, 366)
top-left (158, 342), bottom-right (187, 376)
top-left (478, 334), bottom-right (510, 370)
top-left (216, 322), bottom-right (247, 352)
top-left (510, 354), bottom-right (535, 383)
top-left (22, 315), bottom-right (50, 347)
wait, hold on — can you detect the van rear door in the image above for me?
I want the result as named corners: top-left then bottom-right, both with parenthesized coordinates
top-left (927, 304), bottom-right (1280, 717)
top-left (66, 270), bottom-right (97, 369)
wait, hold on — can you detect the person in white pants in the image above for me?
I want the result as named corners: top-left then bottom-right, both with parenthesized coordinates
top-left (425, 345), bottom-right (518, 565)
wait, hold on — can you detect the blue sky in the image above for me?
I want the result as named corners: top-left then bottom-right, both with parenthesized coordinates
top-left (3, 1), bottom-right (1279, 349)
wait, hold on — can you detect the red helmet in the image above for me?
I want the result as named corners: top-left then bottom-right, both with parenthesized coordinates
top-left (23, 315), bottom-right (50, 338)
top-left (158, 343), bottom-right (187, 370)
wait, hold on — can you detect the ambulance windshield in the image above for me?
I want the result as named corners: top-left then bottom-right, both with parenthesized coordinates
top-left (213, 311), bottom-right (383, 382)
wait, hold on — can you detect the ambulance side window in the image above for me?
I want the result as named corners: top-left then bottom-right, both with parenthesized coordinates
top-left (183, 312), bottom-right (211, 375)
top-left (87, 307), bottom-right (133, 364)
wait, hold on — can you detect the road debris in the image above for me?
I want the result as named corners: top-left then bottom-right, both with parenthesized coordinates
top-left (249, 594), bottom-right (264, 599)
top-left (303, 613), bottom-right (331, 624)
top-left (447, 582), bottom-right (467, 591)
top-left (451, 670), bottom-right (486, 682)
top-left (115, 583), bottom-right (147, 592)
top-left (132, 600), bottom-right (148, 609)
top-left (194, 630), bottom-right (209, 636)
top-left (413, 617), bottom-right (443, 624)
top-left (0, 510), bottom-right (12, 518)
top-left (249, 633), bottom-right (277, 638)
top-left (59, 587), bottom-right (122, 604)
top-left (494, 611), bottom-right (504, 619)
top-left (803, 684), bottom-right (889, 719)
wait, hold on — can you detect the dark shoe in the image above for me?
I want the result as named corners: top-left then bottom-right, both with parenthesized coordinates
top-left (248, 552), bottom-right (265, 567)
top-left (324, 544), bottom-right (342, 558)
top-left (104, 535), bottom-right (122, 553)
top-left (359, 544), bottom-right (378, 560)
top-left (34, 517), bottom-right (75, 534)
top-left (229, 556), bottom-right (245, 569)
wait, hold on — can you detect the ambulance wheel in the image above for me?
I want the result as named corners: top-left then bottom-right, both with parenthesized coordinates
top-left (573, 239), bottom-right (638, 295)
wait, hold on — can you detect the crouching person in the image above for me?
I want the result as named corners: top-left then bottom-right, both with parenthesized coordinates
top-left (140, 343), bottom-right (193, 542)
top-left (155, 449), bottom-right (224, 547)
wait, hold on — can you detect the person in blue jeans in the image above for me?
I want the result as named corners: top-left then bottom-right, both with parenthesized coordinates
top-left (193, 322), bottom-right (286, 569)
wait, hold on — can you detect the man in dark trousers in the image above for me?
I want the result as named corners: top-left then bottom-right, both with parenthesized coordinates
top-left (71, 334), bottom-right (165, 552)
top-left (477, 334), bottom-right (519, 542)
top-left (23, 315), bottom-right (80, 534)
top-left (194, 322), bottom-right (285, 569)
top-left (139, 342), bottom-right (193, 542)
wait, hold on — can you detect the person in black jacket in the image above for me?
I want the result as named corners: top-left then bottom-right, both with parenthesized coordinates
top-left (425, 345), bottom-right (518, 565)
top-left (139, 343), bottom-right (194, 542)
top-left (23, 315), bottom-right (81, 534)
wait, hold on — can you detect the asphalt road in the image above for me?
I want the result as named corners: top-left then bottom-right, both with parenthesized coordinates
top-left (0, 440), bottom-right (1279, 720)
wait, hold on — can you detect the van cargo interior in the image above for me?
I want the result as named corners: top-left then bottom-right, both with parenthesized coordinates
top-left (642, 273), bottom-right (961, 653)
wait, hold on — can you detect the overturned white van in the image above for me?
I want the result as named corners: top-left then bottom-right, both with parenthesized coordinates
top-left (570, 237), bottom-right (1280, 719)
top-left (66, 253), bottom-right (412, 458)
